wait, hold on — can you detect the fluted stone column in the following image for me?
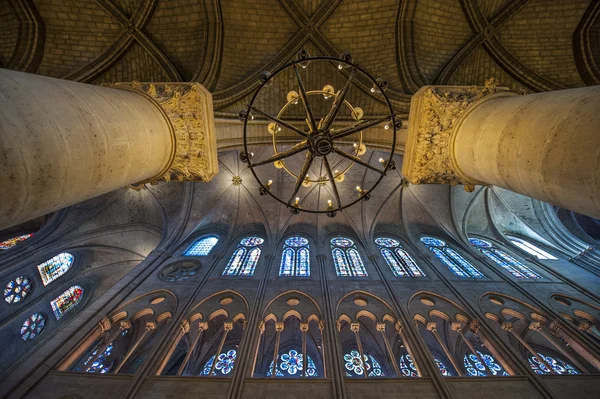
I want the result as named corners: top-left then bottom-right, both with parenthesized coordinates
top-left (0, 69), bottom-right (218, 230)
top-left (402, 80), bottom-right (600, 219)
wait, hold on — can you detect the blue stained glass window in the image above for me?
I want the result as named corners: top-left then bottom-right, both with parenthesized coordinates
top-left (434, 357), bottom-right (452, 376)
top-left (469, 238), bottom-right (541, 279)
top-left (399, 353), bottom-right (419, 377)
top-left (331, 238), bottom-right (367, 277)
top-left (222, 237), bottom-right (264, 276)
top-left (376, 237), bottom-right (425, 277)
top-left (4, 276), bottom-right (33, 304)
top-left (37, 253), bottom-right (74, 286)
top-left (267, 350), bottom-right (318, 377)
top-left (344, 350), bottom-right (384, 377)
top-left (201, 349), bottom-right (237, 376)
top-left (50, 285), bottom-right (84, 320)
top-left (279, 236), bottom-right (310, 276)
top-left (184, 236), bottom-right (219, 256)
top-left (86, 343), bottom-right (115, 374)
top-left (420, 237), bottom-right (485, 278)
top-left (20, 313), bottom-right (46, 341)
top-left (528, 353), bottom-right (579, 375)
top-left (463, 350), bottom-right (508, 376)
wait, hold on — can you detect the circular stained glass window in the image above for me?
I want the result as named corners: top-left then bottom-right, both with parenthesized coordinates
top-left (240, 237), bottom-right (264, 246)
top-left (331, 237), bottom-right (354, 247)
top-left (375, 238), bottom-right (400, 248)
top-left (420, 237), bottom-right (446, 247)
top-left (4, 276), bottom-right (33, 304)
top-left (285, 237), bottom-right (309, 247)
top-left (21, 313), bottom-right (47, 341)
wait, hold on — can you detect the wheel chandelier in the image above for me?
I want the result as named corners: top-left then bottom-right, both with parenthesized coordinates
top-left (239, 51), bottom-right (400, 217)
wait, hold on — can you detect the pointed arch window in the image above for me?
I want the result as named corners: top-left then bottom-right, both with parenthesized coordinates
top-left (37, 253), bottom-right (74, 286)
top-left (331, 237), bottom-right (367, 277)
top-left (420, 237), bottom-right (485, 278)
top-left (279, 236), bottom-right (310, 277)
top-left (184, 235), bottom-right (219, 256)
top-left (50, 285), bottom-right (84, 320)
top-left (469, 238), bottom-right (541, 279)
top-left (0, 234), bottom-right (33, 250)
top-left (507, 236), bottom-right (557, 260)
top-left (223, 237), bottom-right (264, 276)
top-left (528, 352), bottom-right (579, 375)
top-left (375, 238), bottom-right (425, 277)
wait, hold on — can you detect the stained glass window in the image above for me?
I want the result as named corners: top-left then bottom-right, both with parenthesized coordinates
top-left (184, 236), bottom-right (219, 256)
top-left (279, 236), bottom-right (310, 276)
top-left (267, 349), bottom-right (318, 377)
top-left (463, 350), bottom-right (508, 376)
top-left (434, 357), bottom-right (452, 376)
top-left (344, 350), bottom-right (384, 377)
top-left (37, 253), bottom-right (74, 286)
top-left (399, 353), bottom-right (419, 377)
top-left (20, 313), bottom-right (46, 341)
top-left (201, 349), bottom-right (237, 376)
top-left (50, 285), bottom-right (84, 320)
top-left (0, 234), bottom-right (33, 250)
top-left (469, 238), bottom-right (541, 279)
top-left (85, 343), bottom-right (115, 374)
top-left (331, 238), bottom-right (367, 277)
top-left (420, 237), bottom-right (485, 278)
top-left (375, 237), bottom-right (425, 277)
top-left (223, 237), bottom-right (264, 276)
top-left (508, 236), bottom-right (557, 260)
top-left (528, 353), bottom-right (579, 375)
top-left (4, 276), bottom-right (33, 304)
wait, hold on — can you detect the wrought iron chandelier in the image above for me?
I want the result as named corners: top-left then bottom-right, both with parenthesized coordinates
top-left (239, 51), bottom-right (400, 217)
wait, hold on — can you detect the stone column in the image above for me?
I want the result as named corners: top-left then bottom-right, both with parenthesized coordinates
top-left (402, 80), bottom-right (600, 219)
top-left (0, 69), bottom-right (218, 230)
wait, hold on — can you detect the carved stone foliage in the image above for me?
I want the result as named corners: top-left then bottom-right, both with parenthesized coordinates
top-left (401, 79), bottom-right (506, 186)
top-left (113, 82), bottom-right (219, 183)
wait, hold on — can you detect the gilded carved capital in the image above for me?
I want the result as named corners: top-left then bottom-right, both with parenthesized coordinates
top-left (258, 320), bottom-right (265, 334)
top-left (198, 321), bottom-right (209, 331)
top-left (275, 321), bottom-right (285, 332)
top-left (179, 320), bottom-right (190, 334)
top-left (99, 317), bottom-right (111, 333)
top-left (451, 322), bottom-right (463, 331)
top-left (401, 82), bottom-right (512, 186)
top-left (350, 322), bottom-right (361, 333)
top-left (119, 320), bottom-right (132, 330)
top-left (113, 81), bottom-right (219, 184)
top-left (501, 322), bottom-right (513, 332)
top-left (528, 322), bottom-right (542, 331)
top-left (300, 322), bottom-right (309, 332)
top-left (469, 320), bottom-right (481, 334)
top-left (145, 321), bottom-right (157, 331)
top-left (376, 322), bottom-right (386, 332)
top-left (426, 322), bottom-right (437, 332)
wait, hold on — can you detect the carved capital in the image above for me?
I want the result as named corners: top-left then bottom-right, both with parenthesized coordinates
top-left (300, 322), bottom-right (309, 332)
top-left (578, 321), bottom-right (593, 332)
top-left (376, 322), bottom-right (386, 332)
top-left (99, 317), bottom-right (111, 333)
top-left (501, 322), bottom-right (513, 332)
top-left (426, 322), bottom-right (437, 332)
top-left (402, 84), bottom-right (512, 186)
top-left (223, 321), bottom-right (233, 332)
top-left (469, 320), bottom-right (481, 334)
top-left (528, 322), bottom-right (542, 331)
top-left (395, 321), bottom-right (405, 333)
top-left (258, 320), bottom-right (265, 334)
top-left (350, 322), bottom-right (361, 333)
top-left (451, 322), bottom-right (463, 331)
top-left (179, 320), bottom-right (190, 334)
top-left (319, 320), bottom-right (325, 331)
top-left (119, 320), bottom-right (132, 330)
top-left (275, 321), bottom-right (285, 332)
top-left (198, 321), bottom-right (209, 331)
top-left (113, 82), bottom-right (218, 184)
top-left (145, 321), bottom-right (157, 331)
top-left (549, 319), bottom-right (563, 333)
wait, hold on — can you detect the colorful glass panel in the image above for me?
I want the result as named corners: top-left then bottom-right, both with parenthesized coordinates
top-left (463, 350), bottom-right (508, 376)
top-left (4, 276), bottom-right (33, 304)
top-left (333, 248), bottom-right (351, 277)
top-left (348, 248), bottom-right (367, 277)
top-left (469, 238), bottom-right (541, 279)
top-left (376, 237), bottom-right (425, 277)
top-left (375, 237), bottom-right (400, 248)
top-left (37, 253), bottom-right (74, 286)
top-left (86, 343), bottom-right (114, 373)
top-left (508, 237), bottom-right (557, 260)
top-left (50, 285), bottom-right (84, 320)
top-left (396, 249), bottom-right (426, 277)
top-left (279, 236), bottom-right (310, 277)
top-left (184, 236), bottom-right (219, 256)
top-left (201, 349), bottom-right (237, 376)
top-left (0, 234), bottom-right (33, 250)
top-left (223, 237), bottom-right (264, 276)
top-left (267, 350), bottom-right (318, 377)
top-left (528, 353), bottom-right (579, 375)
top-left (343, 350), bottom-right (384, 377)
top-left (435, 358), bottom-right (452, 376)
top-left (399, 353), bottom-right (419, 377)
top-left (20, 313), bottom-right (46, 341)
top-left (331, 238), bottom-right (368, 277)
top-left (422, 237), bottom-right (484, 278)
top-left (331, 237), bottom-right (354, 247)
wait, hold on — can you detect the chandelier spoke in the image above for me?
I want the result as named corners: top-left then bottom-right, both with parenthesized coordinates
top-left (288, 152), bottom-right (315, 205)
top-left (331, 116), bottom-right (392, 140)
top-left (293, 63), bottom-right (318, 133)
top-left (251, 143), bottom-right (309, 167)
top-left (322, 67), bottom-right (357, 131)
top-left (332, 147), bottom-right (385, 175)
top-left (323, 156), bottom-right (342, 209)
top-left (248, 105), bottom-right (310, 139)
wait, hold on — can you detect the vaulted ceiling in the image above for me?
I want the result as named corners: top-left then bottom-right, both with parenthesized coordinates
top-left (1, 0), bottom-right (598, 119)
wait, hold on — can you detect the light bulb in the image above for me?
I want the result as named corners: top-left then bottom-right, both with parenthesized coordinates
top-left (379, 158), bottom-right (385, 163)
top-left (328, 199), bottom-right (332, 207)
top-left (353, 143), bottom-right (358, 148)
top-left (338, 64), bottom-right (343, 70)
top-left (384, 123), bottom-right (390, 130)
top-left (356, 186), bottom-right (361, 192)
top-left (295, 197), bottom-right (300, 205)
top-left (267, 180), bottom-right (273, 188)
